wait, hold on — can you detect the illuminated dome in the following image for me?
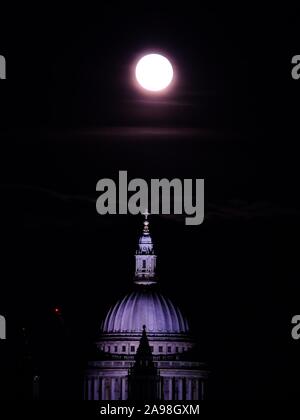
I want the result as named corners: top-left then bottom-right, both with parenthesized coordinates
top-left (102, 289), bottom-right (189, 334)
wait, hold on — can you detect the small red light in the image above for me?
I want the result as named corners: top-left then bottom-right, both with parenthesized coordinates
top-left (54, 307), bottom-right (61, 315)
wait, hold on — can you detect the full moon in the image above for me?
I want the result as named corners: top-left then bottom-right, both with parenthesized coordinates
top-left (135, 54), bottom-right (174, 92)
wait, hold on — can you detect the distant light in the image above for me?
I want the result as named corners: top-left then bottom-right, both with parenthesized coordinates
top-left (54, 307), bottom-right (61, 315)
top-left (135, 54), bottom-right (174, 92)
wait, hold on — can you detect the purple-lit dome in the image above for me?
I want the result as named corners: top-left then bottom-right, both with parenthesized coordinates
top-left (102, 289), bottom-right (189, 334)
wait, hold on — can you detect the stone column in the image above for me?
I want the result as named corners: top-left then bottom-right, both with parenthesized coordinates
top-left (94, 377), bottom-right (99, 400)
top-left (168, 378), bottom-right (173, 400)
top-left (195, 379), bottom-right (199, 400)
top-left (121, 377), bottom-right (127, 400)
top-left (163, 378), bottom-right (169, 400)
top-left (186, 379), bottom-right (192, 400)
top-left (178, 378), bottom-right (183, 400)
top-left (101, 378), bottom-right (106, 400)
top-left (200, 380), bottom-right (205, 400)
top-left (111, 378), bottom-right (116, 400)
top-left (182, 378), bottom-right (186, 400)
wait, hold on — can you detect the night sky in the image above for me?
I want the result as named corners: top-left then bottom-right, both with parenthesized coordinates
top-left (0, 5), bottom-right (300, 400)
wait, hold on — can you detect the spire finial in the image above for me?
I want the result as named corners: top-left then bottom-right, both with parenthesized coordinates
top-left (142, 209), bottom-right (150, 235)
top-left (142, 209), bottom-right (150, 220)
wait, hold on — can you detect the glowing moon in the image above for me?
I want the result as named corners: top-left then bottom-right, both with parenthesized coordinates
top-left (135, 54), bottom-right (174, 92)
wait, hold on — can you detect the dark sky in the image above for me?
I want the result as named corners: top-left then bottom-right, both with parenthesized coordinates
top-left (0, 5), bottom-right (300, 400)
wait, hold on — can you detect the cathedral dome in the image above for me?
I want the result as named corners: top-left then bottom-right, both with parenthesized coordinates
top-left (102, 288), bottom-right (189, 334)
